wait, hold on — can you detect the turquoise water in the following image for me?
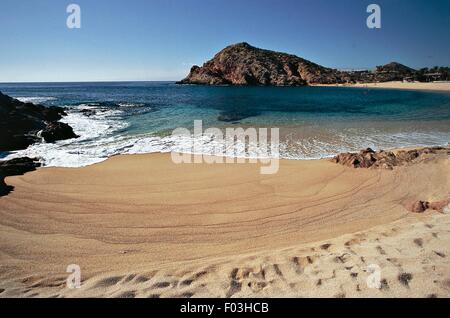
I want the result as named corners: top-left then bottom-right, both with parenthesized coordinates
top-left (1, 81), bottom-right (449, 166)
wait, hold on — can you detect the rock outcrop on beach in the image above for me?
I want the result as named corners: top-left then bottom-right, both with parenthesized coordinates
top-left (0, 157), bottom-right (40, 196)
top-left (0, 91), bottom-right (78, 196)
top-left (177, 42), bottom-right (418, 86)
top-left (41, 122), bottom-right (78, 143)
top-left (0, 91), bottom-right (78, 152)
top-left (331, 147), bottom-right (450, 170)
top-left (403, 198), bottom-right (450, 214)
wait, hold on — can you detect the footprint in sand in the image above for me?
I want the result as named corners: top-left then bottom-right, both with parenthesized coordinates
top-left (94, 276), bottom-right (124, 288)
top-left (320, 243), bottom-right (332, 251)
top-left (291, 257), bottom-right (304, 275)
top-left (193, 270), bottom-right (208, 279)
top-left (272, 264), bottom-right (284, 278)
top-left (248, 281), bottom-right (267, 293)
top-left (180, 279), bottom-right (194, 286)
top-left (122, 274), bottom-right (136, 283)
top-left (152, 281), bottom-right (172, 289)
top-left (134, 274), bottom-right (154, 284)
top-left (398, 273), bottom-right (413, 288)
top-left (117, 290), bottom-right (136, 298)
top-left (386, 258), bottom-right (403, 270)
top-left (376, 246), bottom-right (387, 255)
top-left (413, 238), bottom-right (424, 248)
top-left (440, 279), bottom-right (450, 291)
top-left (334, 253), bottom-right (350, 264)
top-left (226, 279), bottom-right (242, 298)
top-left (380, 278), bottom-right (389, 291)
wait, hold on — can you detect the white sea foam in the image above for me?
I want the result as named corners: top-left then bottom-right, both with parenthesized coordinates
top-left (61, 105), bottom-right (128, 142)
top-left (3, 107), bottom-right (450, 167)
top-left (118, 102), bottom-right (145, 108)
top-left (16, 96), bottom-right (57, 103)
top-left (3, 104), bottom-right (130, 167)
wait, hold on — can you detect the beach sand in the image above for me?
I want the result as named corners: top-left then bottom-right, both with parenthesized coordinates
top-left (0, 152), bottom-right (449, 298)
top-left (315, 81), bottom-right (450, 92)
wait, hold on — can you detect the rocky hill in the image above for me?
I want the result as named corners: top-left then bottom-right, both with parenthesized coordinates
top-left (177, 43), bottom-right (417, 86)
top-left (376, 62), bottom-right (415, 74)
top-left (373, 62), bottom-right (416, 82)
top-left (177, 42), bottom-right (347, 86)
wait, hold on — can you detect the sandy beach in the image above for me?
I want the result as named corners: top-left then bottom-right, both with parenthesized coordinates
top-left (314, 81), bottom-right (450, 92)
top-left (0, 150), bottom-right (449, 298)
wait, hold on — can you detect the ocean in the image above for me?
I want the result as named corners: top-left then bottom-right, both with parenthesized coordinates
top-left (1, 81), bottom-right (450, 167)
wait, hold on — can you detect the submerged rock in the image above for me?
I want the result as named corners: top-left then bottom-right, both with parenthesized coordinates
top-left (217, 110), bottom-right (259, 122)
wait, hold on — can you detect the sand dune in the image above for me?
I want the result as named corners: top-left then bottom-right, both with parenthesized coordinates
top-left (0, 152), bottom-right (449, 297)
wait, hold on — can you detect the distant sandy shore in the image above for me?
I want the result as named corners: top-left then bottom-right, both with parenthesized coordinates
top-left (314, 81), bottom-right (450, 92)
top-left (0, 151), bottom-right (449, 298)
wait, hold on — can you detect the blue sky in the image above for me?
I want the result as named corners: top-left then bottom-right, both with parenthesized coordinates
top-left (0, 0), bottom-right (449, 82)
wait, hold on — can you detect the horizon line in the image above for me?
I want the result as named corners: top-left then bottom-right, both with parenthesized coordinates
top-left (0, 80), bottom-right (179, 84)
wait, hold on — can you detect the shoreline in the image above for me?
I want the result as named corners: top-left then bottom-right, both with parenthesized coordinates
top-left (312, 81), bottom-right (450, 92)
top-left (0, 148), bottom-right (449, 297)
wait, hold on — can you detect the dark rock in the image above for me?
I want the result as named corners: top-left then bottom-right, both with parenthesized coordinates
top-left (80, 109), bottom-right (96, 117)
top-left (41, 122), bottom-right (78, 143)
top-left (217, 111), bottom-right (257, 122)
top-left (218, 113), bottom-right (244, 122)
top-left (0, 157), bottom-right (41, 196)
top-left (0, 91), bottom-right (76, 151)
top-left (0, 177), bottom-right (12, 197)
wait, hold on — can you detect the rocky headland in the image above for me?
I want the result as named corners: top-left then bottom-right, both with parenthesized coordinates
top-left (177, 42), bottom-right (421, 86)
